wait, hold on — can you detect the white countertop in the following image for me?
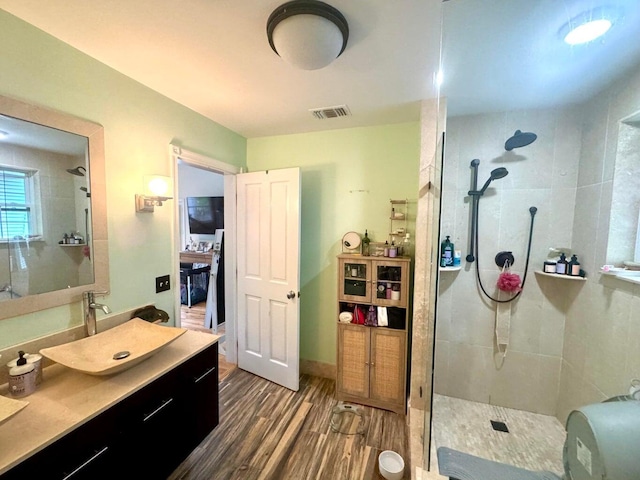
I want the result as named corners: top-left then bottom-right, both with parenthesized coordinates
top-left (0, 330), bottom-right (219, 475)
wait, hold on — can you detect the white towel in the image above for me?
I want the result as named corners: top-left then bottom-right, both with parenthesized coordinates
top-left (495, 300), bottom-right (511, 356)
top-left (377, 307), bottom-right (388, 327)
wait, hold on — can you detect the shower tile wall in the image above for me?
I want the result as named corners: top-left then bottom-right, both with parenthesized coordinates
top-left (557, 62), bottom-right (640, 423)
top-left (435, 106), bottom-right (582, 415)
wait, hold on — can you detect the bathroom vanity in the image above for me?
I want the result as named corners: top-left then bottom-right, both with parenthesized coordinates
top-left (0, 330), bottom-right (219, 479)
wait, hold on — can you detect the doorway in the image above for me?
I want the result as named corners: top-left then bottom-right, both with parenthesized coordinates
top-left (170, 145), bottom-right (240, 364)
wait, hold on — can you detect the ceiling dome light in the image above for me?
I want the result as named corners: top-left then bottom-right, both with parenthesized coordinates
top-left (564, 19), bottom-right (612, 45)
top-left (560, 7), bottom-right (619, 45)
top-left (267, 0), bottom-right (349, 70)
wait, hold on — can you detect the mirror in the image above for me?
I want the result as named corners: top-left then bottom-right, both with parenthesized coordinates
top-left (0, 95), bottom-right (108, 320)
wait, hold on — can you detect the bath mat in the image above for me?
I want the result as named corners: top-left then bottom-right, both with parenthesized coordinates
top-left (437, 447), bottom-right (562, 480)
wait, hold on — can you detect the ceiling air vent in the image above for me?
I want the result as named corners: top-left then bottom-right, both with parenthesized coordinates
top-left (309, 105), bottom-right (351, 120)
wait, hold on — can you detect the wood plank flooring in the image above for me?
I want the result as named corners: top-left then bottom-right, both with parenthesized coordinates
top-left (181, 301), bottom-right (235, 380)
top-left (181, 300), bottom-right (213, 334)
top-left (169, 369), bottom-right (410, 480)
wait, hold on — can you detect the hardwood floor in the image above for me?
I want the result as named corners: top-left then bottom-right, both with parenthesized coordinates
top-left (181, 301), bottom-right (235, 380)
top-left (169, 369), bottom-right (410, 480)
top-left (181, 300), bottom-right (213, 334)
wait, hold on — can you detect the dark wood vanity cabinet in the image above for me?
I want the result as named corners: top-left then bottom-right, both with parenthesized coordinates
top-left (1, 342), bottom-right (219, 480)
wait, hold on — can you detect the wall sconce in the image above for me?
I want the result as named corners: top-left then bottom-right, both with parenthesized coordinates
top-left (135, 175), bottom-right (173, 213)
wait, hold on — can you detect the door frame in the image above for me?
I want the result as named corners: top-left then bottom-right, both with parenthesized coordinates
top-left (170, 144), bottom-right (240, 364)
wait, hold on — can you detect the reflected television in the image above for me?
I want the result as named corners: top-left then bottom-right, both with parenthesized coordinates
top-left (186, 196), bottom-right (223, 234)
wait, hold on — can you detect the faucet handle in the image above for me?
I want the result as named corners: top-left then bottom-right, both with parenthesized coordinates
top-left (83, 290), bottom-right (109, 300)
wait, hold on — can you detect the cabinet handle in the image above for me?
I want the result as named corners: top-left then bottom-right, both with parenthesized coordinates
top-left (62, 446), bottom-right (109, 479)
top-left (143, 397), bottom-right (174, 422)
top-left (371, 363), bottom-right (375, 367)
top-left (365, 362), bottom-right (369, 366)
top-left (194, 365), bottom-right (217, 384)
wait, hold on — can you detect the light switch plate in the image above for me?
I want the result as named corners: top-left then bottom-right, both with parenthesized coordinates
top-left (156, 275), bottom-right (170, 293)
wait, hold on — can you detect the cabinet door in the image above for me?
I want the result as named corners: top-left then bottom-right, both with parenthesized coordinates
top-left (181, 342), bottom-right (219, 448)
top-left (338, 258), bottom-right (371, 302)
top-left (372, 260), bottom-right (408, 307)
top-left (337, 324), bottom-right (370, 398)
top-left (369, 328), bottom-right (406, 408)
top-left (122, 370), bottom-right (189, 479)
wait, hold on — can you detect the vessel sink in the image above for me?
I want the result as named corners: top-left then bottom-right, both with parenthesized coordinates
top-left (0, 395), bottom-right (29, 425)
top-left (40, 318), bottom-right (186, 376)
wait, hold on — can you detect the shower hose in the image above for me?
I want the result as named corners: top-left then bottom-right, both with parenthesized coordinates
top-left (474, 206), bottom-right (537, 303)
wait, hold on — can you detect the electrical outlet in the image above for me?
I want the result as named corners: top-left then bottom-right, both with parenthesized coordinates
top-left (156, 274), bottom-right (170, 293)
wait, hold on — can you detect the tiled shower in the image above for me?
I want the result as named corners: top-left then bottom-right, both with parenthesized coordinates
top-left (433, 59), bottom-right (640, 448)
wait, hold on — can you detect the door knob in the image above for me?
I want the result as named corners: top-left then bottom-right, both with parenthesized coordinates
top-left (287, 291), bottom-right (296, 299)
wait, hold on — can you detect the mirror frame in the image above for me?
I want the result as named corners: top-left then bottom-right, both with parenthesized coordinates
top-left (0, 94), bottom-right (109, 320)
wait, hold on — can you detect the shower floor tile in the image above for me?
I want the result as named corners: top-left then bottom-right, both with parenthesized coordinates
top-left (429, 394), bottom-right (566, 475)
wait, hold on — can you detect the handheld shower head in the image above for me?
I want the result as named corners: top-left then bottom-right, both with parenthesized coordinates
top-left (490, 167), bottom-right (509, 180)
top-left (505, 130), bottom-right (537, 151)
top-left (473, 167), bottom-right (509, 196)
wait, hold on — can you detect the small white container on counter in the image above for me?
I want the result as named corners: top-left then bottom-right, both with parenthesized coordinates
top-left (7, 352), bottom-right (43, 385)
top-left (8, 351), bottom-right (37, 398)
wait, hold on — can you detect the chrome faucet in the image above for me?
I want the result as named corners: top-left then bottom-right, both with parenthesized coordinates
top-left (83, 290), bottom-right (111, 336)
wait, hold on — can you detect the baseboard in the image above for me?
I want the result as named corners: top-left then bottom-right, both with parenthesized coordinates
top-left (300, 359), bottom-right (336, 380)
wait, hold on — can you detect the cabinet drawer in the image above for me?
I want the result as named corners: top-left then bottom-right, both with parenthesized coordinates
top-left (1, 404), bottom-right (125, 480)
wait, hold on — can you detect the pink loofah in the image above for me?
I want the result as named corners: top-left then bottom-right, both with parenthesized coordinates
top-left (497, 272), bottom-right (521, 292)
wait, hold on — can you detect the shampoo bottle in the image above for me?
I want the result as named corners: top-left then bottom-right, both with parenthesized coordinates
top-left (440, 236), bottom-right (454, 267)
top-left (569, 254), bottom-right (581, 276)
top-left (556, 253), bottom-right (568, 274)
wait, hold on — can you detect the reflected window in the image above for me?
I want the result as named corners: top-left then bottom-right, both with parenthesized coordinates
top-left (0, 165), bottom-right (41, 241)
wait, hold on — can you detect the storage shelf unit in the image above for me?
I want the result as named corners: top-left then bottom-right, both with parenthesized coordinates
top-left (336, 254), bottom-right (410, 414)
top-left (388, 199), bottom-right (408, 246)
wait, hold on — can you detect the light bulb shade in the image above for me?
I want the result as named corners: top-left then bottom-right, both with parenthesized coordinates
top-left (144, 175), bottom-right (171, 196)
top-left (267, 1), bottom-right (349, 70)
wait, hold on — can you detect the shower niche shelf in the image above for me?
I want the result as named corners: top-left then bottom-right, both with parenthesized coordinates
top-left (534, 271), bottom-right (586, 281)
top-left (439, 266), bottom-right (461, 272)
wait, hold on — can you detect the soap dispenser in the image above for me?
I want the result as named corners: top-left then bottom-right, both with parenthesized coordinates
top-left (568, 254), bottom-right (581, 276)
top-left (556, 253), bottom-right (568, 275)
top-left (9, 351), bottom-right (36, 398)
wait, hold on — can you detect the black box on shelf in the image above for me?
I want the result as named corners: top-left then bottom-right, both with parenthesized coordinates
top-left (344, 279), bottom-right (366, 296)
top-left (387, 307), bottom-right (406, 329)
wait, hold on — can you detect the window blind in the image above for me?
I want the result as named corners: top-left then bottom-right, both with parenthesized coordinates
top-left (0, 169), bottom-right (31, 239)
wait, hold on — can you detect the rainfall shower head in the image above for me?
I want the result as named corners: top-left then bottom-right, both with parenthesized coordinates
top-left (505, 130), bottom-right (537, 151)
top-left (475, 167), bottom-right (509, 196)
top-left (66, 166), bottom-right (86, 176)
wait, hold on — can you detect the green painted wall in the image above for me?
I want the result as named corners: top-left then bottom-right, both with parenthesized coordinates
top-left (247, 124), bottom-right (420, 364)
top-left (0, 10), bottom-right (246, 347)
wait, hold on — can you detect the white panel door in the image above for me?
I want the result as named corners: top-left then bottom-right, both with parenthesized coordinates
top-left (236, 167), bottom-right (300, 391)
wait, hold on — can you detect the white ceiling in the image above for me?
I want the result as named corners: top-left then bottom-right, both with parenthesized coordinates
top-left (1, 0), bottom-right (639, 139)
